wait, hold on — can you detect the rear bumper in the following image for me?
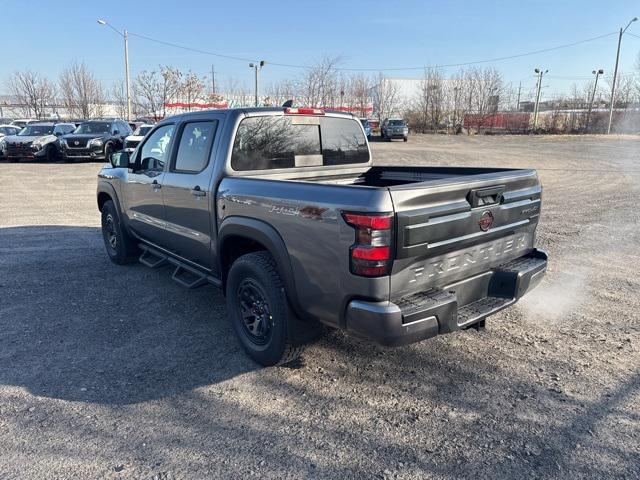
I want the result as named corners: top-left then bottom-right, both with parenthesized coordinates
top-left (345, 249), bottom-right (547, 346)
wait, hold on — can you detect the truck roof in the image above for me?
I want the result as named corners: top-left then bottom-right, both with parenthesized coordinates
top-left (161, 107), bottom-right (357, 124)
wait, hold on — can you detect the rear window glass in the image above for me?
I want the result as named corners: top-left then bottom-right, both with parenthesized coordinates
top-left (231, 116), bottom-right (368, 171)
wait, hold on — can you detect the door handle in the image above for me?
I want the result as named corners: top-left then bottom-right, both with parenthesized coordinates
top-left (191, 185), bottom-right (206, 197)
top-left (152, 180), bottom-right (162, 189)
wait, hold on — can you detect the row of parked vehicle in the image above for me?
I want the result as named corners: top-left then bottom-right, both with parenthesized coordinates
top-left (359, 117), bottom-right (409, 142)
top-left (0, 118), bottom-right (155, 163)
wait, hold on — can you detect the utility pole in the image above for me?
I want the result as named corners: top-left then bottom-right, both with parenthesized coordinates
top-left (124, 30), bottom-right (131, 121)
top-left (533, 68), bottom-right (548, 130)
top-left (249, 61), bottom-right (266, 107)
top-left (97, 19), bottom-right (132, 121)
top-left (516, 82), bottom-right (522, 111)
top-left (586, 69), bottom-right (603, 132)
top-left (607, 17), bottom-right (637, 134)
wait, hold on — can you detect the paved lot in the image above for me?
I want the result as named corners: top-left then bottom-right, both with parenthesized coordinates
top-left (1, 135), bottom-right (639, 479)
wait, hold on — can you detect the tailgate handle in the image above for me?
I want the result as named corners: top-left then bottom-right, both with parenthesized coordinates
top-left (468, 185), bottom-right (505, 207)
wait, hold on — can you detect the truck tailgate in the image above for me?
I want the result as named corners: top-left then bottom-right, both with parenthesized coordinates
top-left (389, 168), bottom-right (542, 298)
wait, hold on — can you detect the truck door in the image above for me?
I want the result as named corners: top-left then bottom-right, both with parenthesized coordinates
top-left (123, 123), bottom-right (175, 242)
top-left (161, 118), bottom-right (220, 270)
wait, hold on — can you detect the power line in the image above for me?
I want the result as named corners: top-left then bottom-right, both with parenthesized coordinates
top-left (127, 30), bottom-right (619, 72)
top-left (128, 32), bottom-right (256, 63)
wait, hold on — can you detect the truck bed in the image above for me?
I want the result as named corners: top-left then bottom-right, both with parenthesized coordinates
top-left (282, 165), bottom-right (528, 188)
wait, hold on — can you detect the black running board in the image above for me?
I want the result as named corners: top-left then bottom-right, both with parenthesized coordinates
top-left (138, 244), bottom-right (221, 289)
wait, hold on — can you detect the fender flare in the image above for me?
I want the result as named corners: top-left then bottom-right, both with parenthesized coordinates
top-left (97, 181), bottom-right (125, 223)
top-left (217, 216), bottom-right (309, 321)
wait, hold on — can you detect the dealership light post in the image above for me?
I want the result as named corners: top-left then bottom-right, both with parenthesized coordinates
top-left (607, 17), bottom-right (637, 134)
top-left (249, 61), bottom-right (265, 107)
top-left (97, 19), bottom-right (131, 121)
top-left (533, 68), bottom-right (548, 130)
top-left (586, 69), bottom-right (604, 132)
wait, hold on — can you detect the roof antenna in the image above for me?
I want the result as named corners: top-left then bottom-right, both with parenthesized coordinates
top-left (282, 99), bottom-right (293, 108)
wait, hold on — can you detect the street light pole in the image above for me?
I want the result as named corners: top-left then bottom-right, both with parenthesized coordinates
top-left (586, 69), bottom-right (603, 132)
top-left (97, 19), bottom-right (132, 121)
top-left (607, 17), bottom-right (637, 134)
top-left (249, 61), bottom-right (265, 107)
top-left (533, 68), bottom-right (548, 131)
top-left (124, 30), bottom-right (131, 121)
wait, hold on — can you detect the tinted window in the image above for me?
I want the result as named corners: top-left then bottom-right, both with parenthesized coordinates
top-left (320, 117), bottom-right (369, 166)
top-left (75, 122), bottom-right (110, 134)
top-left (388, 120), bottom-right (405, 126)
top-left (174, 121), bottom-right (218, 173)
top-left (138, 124), bottom-right (174, 172)
top-left (231, 116), bottom-right (367, 171)
top-left (53, 124), bottom-right (74, 135)
top-left (18, 125), bottom-right (54, 136)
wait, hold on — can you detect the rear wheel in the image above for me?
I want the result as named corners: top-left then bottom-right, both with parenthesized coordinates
top-left (227, 251), bottom-right (304, 366)
top-left (101, 200), bottom-right (139, 264)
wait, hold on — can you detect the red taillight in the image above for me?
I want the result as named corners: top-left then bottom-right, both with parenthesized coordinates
top-left (342, 213), bottom-right (392, 230)
top-left (284, 107), bottom-right (325, 115)
top-left (351, 246), bottom-right (390, 261)
top-left (343, 212), bottom-right (394, 277)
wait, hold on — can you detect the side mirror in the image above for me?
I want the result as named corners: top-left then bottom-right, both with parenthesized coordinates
top-left (110, 150), bottom-right (130, 168)
top-left (113, 129), bottom-right (119, 135)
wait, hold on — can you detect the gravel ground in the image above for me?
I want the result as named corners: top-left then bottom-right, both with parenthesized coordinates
top-left (0, 134), bottom-right (639, 479)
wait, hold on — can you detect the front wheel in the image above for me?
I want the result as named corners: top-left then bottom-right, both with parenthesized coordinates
top-left (101, 200), bottom-right (139, 264)
top-left (104, 143), bottom-right (114, 162)
top-left (45, 144), bottom-right (56, 162)
top-left (226, 251), bottom-right (304, 366)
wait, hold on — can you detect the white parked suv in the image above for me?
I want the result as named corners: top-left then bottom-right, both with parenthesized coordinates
top-left (123, 124), bottom-right (154, 152)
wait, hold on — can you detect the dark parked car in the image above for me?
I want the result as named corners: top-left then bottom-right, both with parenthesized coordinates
top-left (2, 122), bottom-right (74, 162)
top-left (60, 119), bottom-right (132, 162)
top-left (381, 118), bottom-right (409, 141)
top-left (97, 107), bottom-right (547, 366)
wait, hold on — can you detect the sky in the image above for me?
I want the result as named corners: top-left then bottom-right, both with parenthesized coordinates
top-left (3, 0), bottom-right (640, 102)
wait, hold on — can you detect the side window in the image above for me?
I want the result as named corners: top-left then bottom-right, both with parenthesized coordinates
top-left (138, 124), bottom-right (174, 172)
top-left (173, 121), bottom-right (218, 173)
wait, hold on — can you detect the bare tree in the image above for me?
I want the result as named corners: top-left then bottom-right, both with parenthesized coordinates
top-left (298, 56), bottom-right (341, 107)
top-left (348, 74), bottom-right (371, 117)
top-left (110, 80), bottom-right (128, 119)
top-left (372, 73), bottom-right (399, 122)
top-left (7, 70), bottom-right (57, 119)
top-left (415, 68), bottom-right (445, 131)
top-left (59, 61), bottom-right (105, 119)
top-left (180, 72), bottom-right (205, 111)
top-left (222, 77), bottom-right (252, 107)
top-left (159, 66), bottom-right (182, 117)
top-left (134, 70), bottom-right (161, 117)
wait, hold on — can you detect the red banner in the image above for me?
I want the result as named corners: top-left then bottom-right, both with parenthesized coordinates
top-left (164, 102), bottom-right (229, 109)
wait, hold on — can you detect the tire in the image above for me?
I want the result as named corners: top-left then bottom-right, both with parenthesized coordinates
top-left (101, 200), bottom-right (139, 265)
top-left (403, 137), bottom-right (408, 142)
top-left (45, 144), bottom-right (56, 162)
top-left (104, 143), bottom-right (114, 163)
top-left (226, 251), bottom-right (304, 366)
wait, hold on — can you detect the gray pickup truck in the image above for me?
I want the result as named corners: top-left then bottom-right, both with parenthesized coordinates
top-left (97, 107), bottom-right (547, 366)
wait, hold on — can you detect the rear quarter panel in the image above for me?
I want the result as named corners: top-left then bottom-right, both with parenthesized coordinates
top-left (217, 177), bottom-right (393, 326)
